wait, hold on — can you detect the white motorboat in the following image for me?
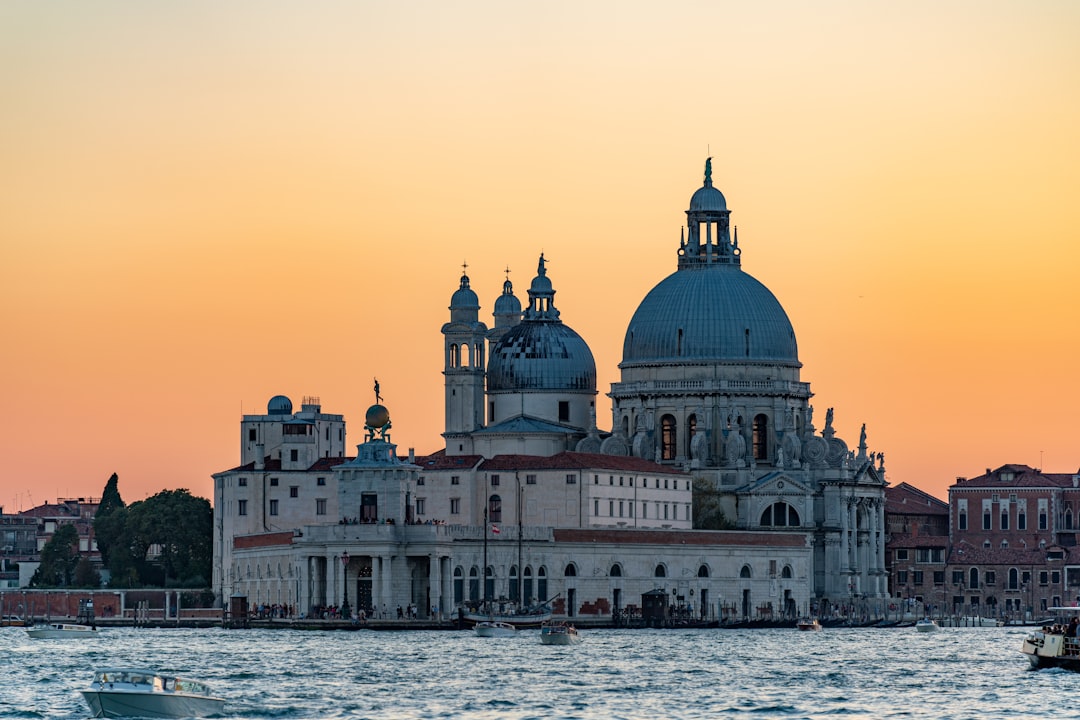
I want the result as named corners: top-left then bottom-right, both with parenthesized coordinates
top-left (915, 618), bottom-right (939, 632)
top-left (82, 668), bottom-right (226, 718)
top-left (796, 618), bottom-right (822, 631)
top-left (539, 620), bottom-right (582, 645)
top-left (475, 620), bottom-right (518, 637)
top-left (26, 622), bottom-right (98, 639)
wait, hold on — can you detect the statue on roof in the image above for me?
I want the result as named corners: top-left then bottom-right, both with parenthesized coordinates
top-left (374, 378), bottom-right (382, 404)
top-left (537, 253), bottom-right (547, 276)
top-left (705, 156), bottom-right (713, 185)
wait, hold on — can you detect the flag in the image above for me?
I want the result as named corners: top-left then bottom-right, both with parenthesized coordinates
top-left (491, 524), bottom-right (500, 534)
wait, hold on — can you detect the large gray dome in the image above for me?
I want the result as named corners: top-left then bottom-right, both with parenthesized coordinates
top-left (488, 322), bottom-right (596, 391)
top-left (621, 265), bottom-right (798, 366)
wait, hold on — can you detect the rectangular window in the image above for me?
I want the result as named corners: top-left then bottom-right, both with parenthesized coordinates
top-left (985, 571), bottom-right (996, 585)
top-left (289, 486), bottom-right (298, 498)
top-left (238, 499), bottom-right (247, 516)
top-left (609, 476), bottom-right (614, 486)
top-left (619, 476), bottom-right (624, 486)
top-left (913, 570), bottom-right (924, 585)
top-left (1052, 571), bottom-right (1061, 584)
top-left (451, 476), bottom-right (460, 485)
top-left (248, 428), bottom-right (257, 441)
top-left (316, 499), bottom-right (326, 516)
top-left (491, 475), bottom-right (500, 486)
top-left (269, 499), bottom-right (278, 516)
top-left (983, 511), bottom-right (991, 530)
top-left (594, 475), bottom-right (599, 485)
top-left (238, 477), bottom-right (247, 487)
top-left (609, 500), bottom-right (614, 516)
top-left (270, 477), bottom-right (279, 487)
top-left (317, 477), bottom-right (326, 486)
top-left (566, 474), bottom-right (576, 484)
top-left (416, 498), bottom-right (425, 515)
top-left (290, 449), bottom-right (298, 462)
top-left (952, 571), bottom-right (964, 585)
top-left (450, 498), bottom-right (460, 514)
top-left (1000, 511), bottom-right (1009, 530)
top-left (664, 478), bottom-right (669, 489)
top-left (489, 401), bottom-right (495, 423)
top-left (664, 504), bottom-right (669, 520)
top-left (619, 501), bottom-right (624, 518)
top-left (933, 571), bottom-right (944, 584)
top-left (1018, 511), bottom-right (1027, 530)
top-left (916, 549), bottom-right (929, 562)
top-left (526, 474), bottom-right (537, 485)
top-left (642, 503), bottom-right (647, 519)
top-left (559, 401), bottom-right (570, 422)
top-left (897, 570), bottom-right (908, 584)
top-left (417, 477), bottom-right (425, 486)
top-left (896, 549), bottom-right (909, 561)
top-left (594, 499), bottom-right (599, 516)
top-left (1040, 571), bottom-right (1049, 585)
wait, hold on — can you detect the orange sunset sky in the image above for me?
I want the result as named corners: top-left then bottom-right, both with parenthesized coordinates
top-left (2, 2), bottom-right (1078, 509)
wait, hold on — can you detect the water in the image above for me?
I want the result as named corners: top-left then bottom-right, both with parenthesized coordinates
top-left (2, 625), bottom-right (1076, 719)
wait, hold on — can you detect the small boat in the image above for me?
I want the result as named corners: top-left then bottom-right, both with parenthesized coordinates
top-left (464, 609), bottom-right (552, 630)
top-left (0, 615), bottom-right (28, 627)
top-left (26, 622), bottom-right (99, 639)
top-left (915, 618), bottom-right (939, 633)
top-left (82, 668), bottom-right (226, 718)
top-left (1021, 608), bottom-right (1080, 671)
top-left (475, 620), bottom-right (518, 638)
top-left (796, 618), bottom-right (822, 631)
top-left (539, 620), bottom-right (582, 645)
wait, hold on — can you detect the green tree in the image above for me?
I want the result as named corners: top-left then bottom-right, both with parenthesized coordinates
top-left (692, 476), bottom-right (735, 530)
top-left (73, 555), bottom-right (102, 588)
top-left (127, 489), bottom-right (213, 587)
top-left (93, 472), bottom-right (126, 567)
top-left (30, 523), bottom-right (80, 587)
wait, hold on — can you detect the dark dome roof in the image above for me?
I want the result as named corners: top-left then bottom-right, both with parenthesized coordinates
top-left (689, 184), bottom-right (727, 212)
top-left (267, 395), bottom-right (293, 415)
top-left (488, 322), bottom-right (596, 392)
top-left (622, 265), bottom-right (798, 366)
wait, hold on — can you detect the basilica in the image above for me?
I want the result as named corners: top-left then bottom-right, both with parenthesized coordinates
top-left (212, 161), bottom-right (888, 622)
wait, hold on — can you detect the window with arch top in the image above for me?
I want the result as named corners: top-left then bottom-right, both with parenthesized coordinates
top-left (752, 413), bottom-right (769, 460)
top-left (761, 501), bottom-right (800, 527)
top-left (661, 414), bottom-right (677, 460)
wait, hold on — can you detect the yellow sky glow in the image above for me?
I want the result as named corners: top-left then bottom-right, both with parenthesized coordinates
top-left (2, 1), bottom-right (1078, 506)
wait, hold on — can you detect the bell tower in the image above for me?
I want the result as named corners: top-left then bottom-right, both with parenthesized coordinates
top-left (441, 266), bottom-right (488, 454)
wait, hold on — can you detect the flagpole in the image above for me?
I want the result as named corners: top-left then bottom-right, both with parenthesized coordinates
top-left (483, 505), bottom-right (489, 613)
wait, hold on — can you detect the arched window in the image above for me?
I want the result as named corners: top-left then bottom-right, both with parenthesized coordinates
top-left (760, 501), bottom-right (800, 527)
top-left (450, 343), bottom-right (460, 368)
top-left (564, 563), bottom-right (577, 577)
top-left (740, 565), bottom-right (752, 579)
top-left (610, 564), bottom-right (622, 577)
top-left (454, 566), bottom-right (464, 604)
top-left (655, 564), bottom-right (667, 578)
top-left (538, 566), bottom-right (548, 601)
top-left (969, 567), bottom-right (980, 590)
top-left (1009, 568), bottom-right (1019, 590)
top-left (752, 414), bottom-right (769, 460)
top-left (485, 565), bottom-right (495, 600)
top-left (697, 565), bottom-right (710, 578)
top-left (781, 565), bottom-right (793, 579)
top-left (509, 565), bottom-right (519, 603)
top-left (524, 566), bottom-right (534, 603)
top-left (468, 567), bottom-right (479, 602)
top-left (687, 414), bottom-right (697, 457)
top-left (661, 415), bottom-right (677, 460)
top-left (488, 494), bottom-right (502, 523)
top-left (622, 416), bottom-right (630, 437)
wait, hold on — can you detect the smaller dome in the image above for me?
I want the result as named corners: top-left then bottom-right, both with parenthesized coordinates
top-left (365, 404), bottom-right (390, 429)
top-left (689, 184), bottom-right (727, 212)
top-left (450, 274), bottom-right (479, 309)
top-left (494, 280), bottom-right (521, 316)
top-left (268, 395), bottom-right (293, 415)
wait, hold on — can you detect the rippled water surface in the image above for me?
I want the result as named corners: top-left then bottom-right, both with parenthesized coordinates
top-left (2, 624), bottom-right (1076, 719)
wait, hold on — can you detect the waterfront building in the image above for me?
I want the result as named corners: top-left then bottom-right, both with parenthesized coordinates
top-left (214, 161), bottom-right (887, 620)
top-left (947, 464), bottom-right (1080, 619)
top-left (884, 482), bottom-right (949, 614)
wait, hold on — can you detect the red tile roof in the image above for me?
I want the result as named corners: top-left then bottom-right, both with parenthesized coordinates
top-left (886, 482), bottom-right (948, 515)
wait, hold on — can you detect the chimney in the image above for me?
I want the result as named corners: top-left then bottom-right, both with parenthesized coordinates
top-left (255, 443), bottom-right (265, 470)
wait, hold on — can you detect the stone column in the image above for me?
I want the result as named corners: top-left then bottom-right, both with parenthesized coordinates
top-left (381, 555), bottom-right (393, 617)
top-left (428, 554), bottom-right (441, 619)
top-left (370, 555), bottom-right (381, 616)
top-left (839, 496), bottom-right (850, 575)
